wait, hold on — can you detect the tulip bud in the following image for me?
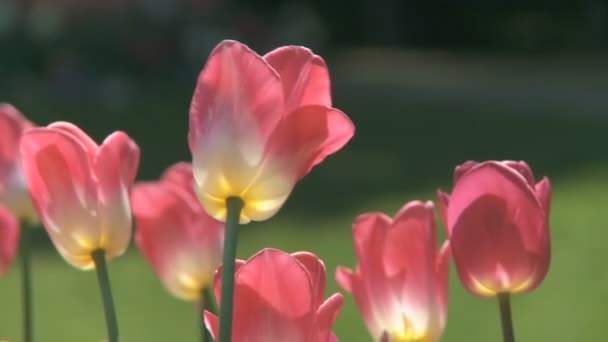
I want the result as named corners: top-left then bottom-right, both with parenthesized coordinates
top-left (438, 160), bottom-right (551, 296)
top-left (132, 162), bottom-right (224, 301)
top-left (20, 122), bottom-right (140, 269)
top-left (188, 40), bottom-right (354, 223)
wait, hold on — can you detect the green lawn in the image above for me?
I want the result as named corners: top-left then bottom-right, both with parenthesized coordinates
top-left (0, 164), bottom-right (606, 341)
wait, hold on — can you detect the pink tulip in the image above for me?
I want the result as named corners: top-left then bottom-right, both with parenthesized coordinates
top-left (0, 104), bottom-right (36, 222)
top-left (437, 160), bottom-right (551, 297)
top-left (132, 162), bottom-right (224, 301)
top-left (19, 122), bottom-right (140, 269)
top-left (336, 201), bottom-right (450, 342)
top-left (0, 206), bottom-right (19, 278)
top-left (188, 40), bottom-right (354, 223)
top-left (204, 248), bottom-right (343, 342)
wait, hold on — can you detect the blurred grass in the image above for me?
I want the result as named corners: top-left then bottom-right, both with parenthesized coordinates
top-left (0, 163), bottom-right (605, 341)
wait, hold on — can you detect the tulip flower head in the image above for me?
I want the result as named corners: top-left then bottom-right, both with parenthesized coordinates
top-left (0, 206), bottom-right (19, 278)
top-left (189, 40), bottom-right (354, 223)
top-left (19, 122), bottom-right (140, 269)
top-left (0, 104), bottom-right (37, 223)
top-left (438, 160), bottom-right (551, 297)
top-left (132, 162), bottom-right (224, 301)
top-left (205, 248), bottom-right (344, 342)
top-left (336, 201), bottom-right (450, 342)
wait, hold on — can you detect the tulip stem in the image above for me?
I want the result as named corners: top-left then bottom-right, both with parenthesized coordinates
top-left (20, 223), bottom-right (33, 342)
top-left (199, 287), bottom-right (216, 342)
top-left (203, 286), bottom-right (218, 314)
top-left (92, 249), bottom-right (119, 342)
top-left (497, 292), bottom-right (515, 342)
top-left (218, 197), bottom-right (244, 342)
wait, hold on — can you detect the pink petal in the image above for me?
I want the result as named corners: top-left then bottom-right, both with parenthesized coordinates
top-left (132, 183), bottom-right (191, 293)
top-left (334, 266), bottom-right (354, 293)
top-left (133, 180), bottom-right (223, 300)
top-left (235, 248), bottom-right (314, 317)
top-left (383, 201), bottom-right (438, 333)
top-left (535, 177), bottom-right (552, 214)
top-left (229, 249), bottom-right (315, 341)
top-left (352, 213), bottom-right (391, 275)
top-left (335, 265), bottom-right (376, 332)
top-left (436, 190), bottom-right (450, 235)
top-left (264, 46), bottom-right (331, 113)
top-left (48, 122), bottom-right (99, 157)
top-left (448, 162), bottom-right (543, 251)
top-left (453, 160), bottom-right (478, 184)
top-left (95, 132), bottom-right (139, 258)
top-left (449, 194), bottom-right (545, 296)
top-left (188, 40), bottom-right (284, 155)
top-left (19, 128), bottom-right (99, 267)
top-left (0, 206), bottom-right (19, 277)
top-left (212, 259), bottom-right (246, 307)
top-left (160, 162), bottom-right (200, 211)
top-left (502, 160), bottom-right (536, 186)
top-left (0, 104), bottom-right (32, 182)
top-left (161, 162), bottom-right (195, 191)
top-left (435, 241), bottom-right (450, 327)
top-left (341, 268), bottom-right (379, 338)
top-left (203, 311), bottom-right (219, 340)
top-left (96, 131), bottom-right (140, 190)
top-left (266, 105), bottom-right (354, 180)
top-left (349, 212), bottom-right (392, 337)
top-left (293, 251), bottom-right (327, 308)
top-left (316, 293), bottom-right (344, 342)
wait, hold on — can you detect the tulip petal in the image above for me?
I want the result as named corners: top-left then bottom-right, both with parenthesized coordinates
top-left (293, 251), bottom-right (327, 308)
top-left (264, 46), bottom-right (331, 112)
top-left (447, 162), bottom-right (543, 250)
top-left (436, 190), bottom-right (450, 235)
top-left (502, 160), bottom-right (536, 186)
top-left (453, 160), bottom-right (478, 184)
top-left (212, 259), bottom-right (246, 307)
top-left (161, 162), bottom-right (195, 193)
top-left (0, 104), bottom-right (32, 180)
top-left (229, 249), bottom-right (315, 341)
top-left (383, 201), bottom-right (437, 336)
top-left (133, 181), bottom-right (222, 300)
top-left (20, 129), bottom-right (99, 269)
top-left (435, 242), bottom-right (450, 327)
top-left (48, 122), bottom-right (98, 156)
top-left (266, 105), bottom-right (354, 180)
top-left (0, 105), bottom-right (36, 221)
top-left (189, 40), bottom-right (284, 151)
top-left (0, 206), bottom-right (19, 277)
top-left (203, 311), bottom-right (219, 340)
top-left (334, 266), bottom-right (354, 293)
top-left (335, 265), bottom-right (377, 335)
top-left (350, 212), bottom-right (392, 337)
top-left (95, 132), bottom-right (139, 258)
top-left (232, 106), bottom-right (353, 223)
top-left (535, 177), bottom-right (552, 214)
top-left (450, 194), bottom-right (543, 295)
top-left (446, 161), bottom-right (551, 296)
top-left (188, 41), bottom-right (286, 221)
top-left (316, 293), bottom-right (344, 342)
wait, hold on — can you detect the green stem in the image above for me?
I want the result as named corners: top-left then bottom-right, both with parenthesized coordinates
top-left (20, 224), bottom-right (33, 342)
top-left (497, 292), bottom-right (515, 342)
top-left (199, 288), bottom-right (215, 342)
top-left (218, 197), bottom-right (244, 342)
top-left (92, 249), bottom-right (118, 342)
top-left (203, 286), bottom-right (218, 315)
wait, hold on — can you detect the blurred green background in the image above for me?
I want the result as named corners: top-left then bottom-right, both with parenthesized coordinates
top-left (1, 0), bottom-right (608, 341)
